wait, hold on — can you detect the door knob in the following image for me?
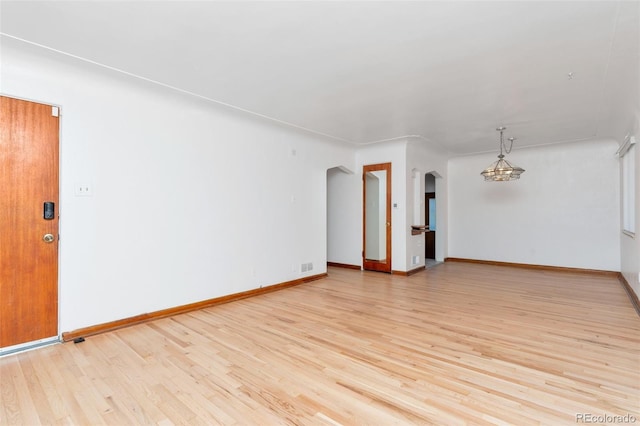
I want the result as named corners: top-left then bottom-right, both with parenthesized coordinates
top-left (43, 234), bottom-right (55, 243)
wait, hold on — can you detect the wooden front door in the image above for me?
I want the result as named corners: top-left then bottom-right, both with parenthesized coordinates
top-left (0, 96), bottom-right (60, 349)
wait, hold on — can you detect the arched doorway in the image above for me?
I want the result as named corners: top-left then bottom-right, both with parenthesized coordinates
top-left (425, 173), bottom-right (437, 262)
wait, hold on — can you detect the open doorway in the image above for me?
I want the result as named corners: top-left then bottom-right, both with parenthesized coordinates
top-left (425, 173), bottom-right (437, 264)
top-left (326, 165), bottom-right (359, 270)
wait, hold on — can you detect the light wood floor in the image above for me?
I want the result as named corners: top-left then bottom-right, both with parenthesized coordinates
top-left (1, 263), bottom-right (639, 425)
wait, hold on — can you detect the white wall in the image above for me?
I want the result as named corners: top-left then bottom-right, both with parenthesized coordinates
top-left (609, 0), bottom-right (638, 300)
top-left (620, 114), bottom-right (640, 299)
top-left (448, 139), bottom-right (620, 271)
top-left (618, 0), bottom-right (640, 300)
top-left (407, 139), bottom-right (449, 267)
top-left (2, 37), bottom-right (354, 332)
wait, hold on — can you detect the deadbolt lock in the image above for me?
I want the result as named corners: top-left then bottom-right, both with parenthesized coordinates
top-left (43, 234), bottom-right (55, 243)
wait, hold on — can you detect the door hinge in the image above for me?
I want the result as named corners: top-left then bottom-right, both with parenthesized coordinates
top-left (51, 106), bottom-right (59, 117)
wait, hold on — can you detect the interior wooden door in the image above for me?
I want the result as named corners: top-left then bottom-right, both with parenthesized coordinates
top-left (0, 96), bottom-right (59, 349)
top-left (363, 163), bottom-right (392, 272)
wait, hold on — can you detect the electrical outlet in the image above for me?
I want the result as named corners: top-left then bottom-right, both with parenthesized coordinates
top-left (75, 183), bottom-right (92, 196)
top-left (301, 263), bottom-right (308, 272)
top-left (307, 262), bottom-right (313, 271)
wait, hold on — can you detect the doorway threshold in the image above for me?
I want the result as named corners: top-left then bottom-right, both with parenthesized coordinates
top-left (0, 336), bottom-right (60, 358)
top-left (425, 259), bottom-right (442, 269)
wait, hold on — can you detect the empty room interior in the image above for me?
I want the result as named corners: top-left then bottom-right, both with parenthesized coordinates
top-left (1, 1), bottom-right (639, 425)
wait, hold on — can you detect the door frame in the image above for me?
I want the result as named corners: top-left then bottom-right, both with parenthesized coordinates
top-left (362, 162), bottom-right (392, 272)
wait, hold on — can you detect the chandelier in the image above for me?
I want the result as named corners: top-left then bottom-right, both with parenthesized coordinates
top-left (480, 126), bottom-right (525, 181)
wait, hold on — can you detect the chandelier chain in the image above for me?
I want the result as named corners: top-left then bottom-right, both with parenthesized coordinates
top-left (503, 137), bottom-right (515, 155)
top-left (498, 127), bottom-right (515, 155)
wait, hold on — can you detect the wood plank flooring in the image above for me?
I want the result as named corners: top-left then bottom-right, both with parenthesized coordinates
top-left (1, 262), bottom-right (639, 425)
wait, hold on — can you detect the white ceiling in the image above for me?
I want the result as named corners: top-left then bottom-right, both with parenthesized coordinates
top-left (1, 1), bottom-right (638, 154)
